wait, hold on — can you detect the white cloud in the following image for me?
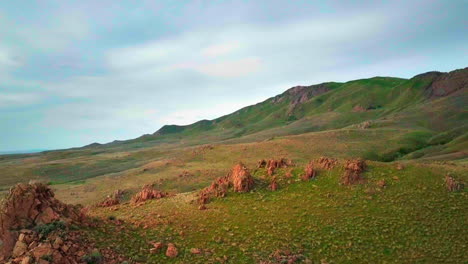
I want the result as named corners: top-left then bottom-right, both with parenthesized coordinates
top-left (201, 43), bottom-right (239, 57)
top-left (0, 92), bottom-right (43, 108)
top-left (194, 57), bottom-right (261, 77)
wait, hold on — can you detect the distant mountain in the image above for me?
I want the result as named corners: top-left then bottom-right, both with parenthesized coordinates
top-left (87, 67), bottom-right (466, 152)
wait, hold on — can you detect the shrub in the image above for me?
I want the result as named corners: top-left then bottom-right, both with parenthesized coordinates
top-left (33, 221), bottom-right (66, 237)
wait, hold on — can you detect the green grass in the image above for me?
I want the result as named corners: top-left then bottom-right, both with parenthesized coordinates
top-left (84, 162), bottom-right (467, 263)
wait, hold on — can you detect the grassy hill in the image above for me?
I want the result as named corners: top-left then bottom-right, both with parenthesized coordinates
top-left (0, 67), bottom-right (466, 263)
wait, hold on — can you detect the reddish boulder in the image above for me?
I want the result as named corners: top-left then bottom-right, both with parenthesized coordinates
top-left (166, 243), bottom-right (178, 258)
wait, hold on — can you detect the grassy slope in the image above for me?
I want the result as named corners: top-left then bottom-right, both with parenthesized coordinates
top-left (86, 161), bottom-right (467, 263)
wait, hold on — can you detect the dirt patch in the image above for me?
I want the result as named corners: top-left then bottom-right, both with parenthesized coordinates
top-left (341, 159), bottom-right (366, 185)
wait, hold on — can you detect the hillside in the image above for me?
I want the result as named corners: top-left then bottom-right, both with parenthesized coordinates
top-left (0, 67), bottom-right (466, 263)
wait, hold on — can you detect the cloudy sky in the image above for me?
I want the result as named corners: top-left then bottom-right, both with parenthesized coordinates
top-left (0, 0), bottom-right (467, 152)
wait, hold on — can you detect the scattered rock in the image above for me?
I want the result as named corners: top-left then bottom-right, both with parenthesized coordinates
top-left (445, 174), bottom-right (464, 192)
top-left (341, 159), bottom-right (366, 185)
top-left (190, 248), bottom-right (202, 254)
top-left (376, 179), bottom-right (386, 188)
top-left (165, 243), bottom-right (178, 258)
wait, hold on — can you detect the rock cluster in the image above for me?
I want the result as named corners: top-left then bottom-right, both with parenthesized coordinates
top-left (0, 183), bottom-right (125, 264)
top-left (131, 184), bottom-right (168, 204)
top-left (341, 159), bottom-right (366, 185)
top-left (199, 163), bottom-right (254, 204)
top-left (258, 158), bottom-right (293, 176)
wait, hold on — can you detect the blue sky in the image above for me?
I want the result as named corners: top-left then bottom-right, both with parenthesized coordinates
top-left (0, 0), bottom-right (467, 152)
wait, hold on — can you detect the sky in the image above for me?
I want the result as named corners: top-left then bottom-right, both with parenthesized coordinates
top-left (0, 0), bottom-right (467, 152)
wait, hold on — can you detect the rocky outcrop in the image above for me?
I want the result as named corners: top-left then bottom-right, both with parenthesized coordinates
top-left (231, 163), bottom-right (255, 192)
top-left (199, 163), bottom-right (254, 204)
top-left (131, 184), bottom-right (168, 204)
top-left (285, 84), bottom-right (332, 116)
top-left (0, 183), bottom-right (85, 261)
top-left (0, 183), bottom-right (127, 263)
top-left (341, 159), bottom-right (366, 185)
top-left (413, 67), bottom-right (468, 98)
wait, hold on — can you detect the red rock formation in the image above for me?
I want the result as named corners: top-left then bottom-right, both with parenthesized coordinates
top-left (445, 175), bottom-right (464, 192)
top-left (265, 158), bottom-right (293, 176)
top-left (131, 184), bottom-right (167, 204)
top-left (199, 163), bottom-right (254, 204)
top-left (341, 159), bottom-right (366, 185)
top-left (0, 183), bottom-right (126, 263)
top-left (198, 175), bottom-right (231, 204)
top-left (316, 157), bottom-right (338, 170)
top-left (231, 163), bottom-right (255, 192)
top-left (302, 161), bottom-right (316, 181)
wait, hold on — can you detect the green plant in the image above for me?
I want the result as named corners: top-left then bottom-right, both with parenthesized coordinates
top-left (33, 221), bottom-right (66, 237)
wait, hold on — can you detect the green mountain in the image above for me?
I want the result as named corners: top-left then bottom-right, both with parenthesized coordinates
top-left (98, 67), bottom-right (467, 159)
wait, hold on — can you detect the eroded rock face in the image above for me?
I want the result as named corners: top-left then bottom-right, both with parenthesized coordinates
top-left (131, 184), bottom-right (168, 204)
top-left (341, 159), bottom-right (366, 185)
top-left (0, 183), bottom-right (84, 260)
top-left (425, 67), bottom-right (468, 97)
